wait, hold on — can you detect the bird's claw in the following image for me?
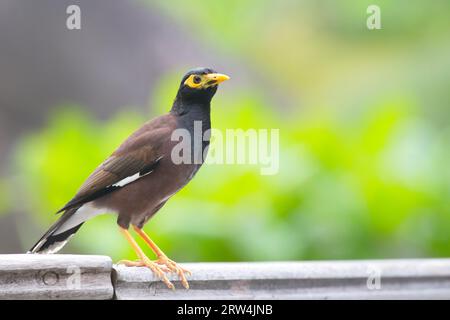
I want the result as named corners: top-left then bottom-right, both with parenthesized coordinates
top-left (117, 259), bottom-right (143, 267)
top-left (155, 256), bottom-right (191, 289)
top-left (118, 258), bottom-right (174, 289)
top-left (117, 256), bottom-right (190, 289)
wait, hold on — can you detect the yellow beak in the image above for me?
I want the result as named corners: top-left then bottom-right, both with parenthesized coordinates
top-left (205, 73), bottom-right (230, 84)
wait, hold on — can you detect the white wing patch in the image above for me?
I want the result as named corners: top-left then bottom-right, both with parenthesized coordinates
top-left (111, 156), bottom-right (162, 188)
top-left (113, 172), bottom-right (143, 187)
top-left (112, 170), bottom-right (153, 187)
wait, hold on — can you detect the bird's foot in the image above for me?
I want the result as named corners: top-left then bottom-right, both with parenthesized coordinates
top-left (117, 259), bottom-right (174, 289)
top-left (155, 255), bottom-right (191, 289)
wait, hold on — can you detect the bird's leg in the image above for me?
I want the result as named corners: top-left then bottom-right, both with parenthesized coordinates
top-left (118, 227), bottom-right (174, 289)
top-left (132, 225), bottom-right (191, 289)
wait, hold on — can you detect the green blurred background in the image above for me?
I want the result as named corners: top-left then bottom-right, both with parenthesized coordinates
top-left (0, 0), bottom-right (449, 262)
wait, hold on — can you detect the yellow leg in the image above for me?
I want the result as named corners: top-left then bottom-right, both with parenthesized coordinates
top-left (132, 225), bottom-right (191, 289)
top-left (118, 227), bottom-right (174, 289)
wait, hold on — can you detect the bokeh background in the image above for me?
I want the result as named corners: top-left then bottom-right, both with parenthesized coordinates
top-left (0, 0), bottom-right (449, 262)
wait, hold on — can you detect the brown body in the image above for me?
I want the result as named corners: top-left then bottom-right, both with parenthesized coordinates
top-left (79, 113), bottom-right (203, 228)
top-left (96, 131), bottom-right (199, 228)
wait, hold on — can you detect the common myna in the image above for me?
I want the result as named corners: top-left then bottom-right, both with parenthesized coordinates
top-left (29, 68), bottom-right (230, 289)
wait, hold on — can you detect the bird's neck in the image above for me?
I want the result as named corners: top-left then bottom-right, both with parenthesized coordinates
top-left (170, 95), bottom-right (211, 123)
top-left (172, 102), bottom-right (211, 132)
top-left (171, 95), bottom-right (212, 165)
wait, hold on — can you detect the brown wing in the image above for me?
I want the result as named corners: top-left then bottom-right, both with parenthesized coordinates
top-left (57, 115), bottom-right (176, 212)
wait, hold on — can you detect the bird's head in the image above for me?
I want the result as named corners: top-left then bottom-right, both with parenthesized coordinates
top-left (176, 67), bottom-right (230, 104)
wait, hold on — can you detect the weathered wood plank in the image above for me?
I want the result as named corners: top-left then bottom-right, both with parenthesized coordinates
top-left (113, 259), bottom-right (450, 299)
top-left (0, 254), bottom-right (113, 300)
top-left (2, 256), bottom-right (450, 299)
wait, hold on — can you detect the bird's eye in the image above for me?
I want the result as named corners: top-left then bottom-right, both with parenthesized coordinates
top-left (193, 76), bottom-right (202, 84)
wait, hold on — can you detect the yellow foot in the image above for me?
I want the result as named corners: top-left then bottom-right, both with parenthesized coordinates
top-left (117, 259), bottom-right (174, 289)
top-left (155, 256), bottom-right (191, 289)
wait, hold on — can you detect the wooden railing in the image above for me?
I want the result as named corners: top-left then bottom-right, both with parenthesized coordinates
top-left (1, 254), bottom-right (450, 299)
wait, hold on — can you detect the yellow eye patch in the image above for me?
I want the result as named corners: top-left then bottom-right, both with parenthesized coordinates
top-left (184, 74), bottom-right (205, 88)
top-left (184, 73), bottom-right (230, 89)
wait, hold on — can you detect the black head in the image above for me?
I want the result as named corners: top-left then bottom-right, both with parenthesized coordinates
top-left (176, 67), bottom-right (230, 105)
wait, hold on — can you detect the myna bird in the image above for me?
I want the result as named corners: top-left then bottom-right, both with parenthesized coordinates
top-left (29, 67), bottom-right (230, 289)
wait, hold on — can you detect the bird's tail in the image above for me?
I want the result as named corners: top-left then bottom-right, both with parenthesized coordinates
top-left (28, 207), bottom-right (84, 254)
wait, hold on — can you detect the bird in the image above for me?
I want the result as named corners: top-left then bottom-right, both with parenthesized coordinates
top-left (28, 67), bottom-right (230, 289)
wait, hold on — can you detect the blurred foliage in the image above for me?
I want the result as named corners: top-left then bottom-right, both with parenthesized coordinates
top-left (152, 0), bottom-right (450, 123)
top-left (14, 83), bottom-right (450, 261)
top-left (0, 180), bottom-right (10, 215)
top-left (10, 1), bottom-right (450, 260)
